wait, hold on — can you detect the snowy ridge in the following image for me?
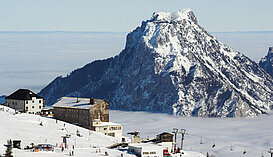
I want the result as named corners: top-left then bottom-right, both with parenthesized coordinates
top-left (39, 9), bottom-right (273, 117)
top-left (151, 9), bottom-right (193, 23)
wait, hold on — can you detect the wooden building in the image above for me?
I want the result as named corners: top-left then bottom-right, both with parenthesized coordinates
top-left (52, 97), bottom-right (109, 129)
top-left (156, 132), bottom-right (174, 143)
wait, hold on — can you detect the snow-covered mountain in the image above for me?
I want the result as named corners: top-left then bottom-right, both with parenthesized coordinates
top-left (39, 9), bottom-right (273, 117)
top-left (259, 47), bottom-right (273, 78)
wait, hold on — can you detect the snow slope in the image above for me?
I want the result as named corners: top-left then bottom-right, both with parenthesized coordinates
top-left (110, 110), bottom-right (273, 157)
top-left (0, 105), bottom-right (205, 157)
top-left (0, 105), bottom-right (134, 157)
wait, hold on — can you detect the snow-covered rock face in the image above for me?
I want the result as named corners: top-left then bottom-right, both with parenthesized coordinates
top-left (39, 9), bottom-right (273, 117)
top-left (259, 47), bottom-right (273, 78)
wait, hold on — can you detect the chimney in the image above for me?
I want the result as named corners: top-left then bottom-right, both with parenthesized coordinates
top-left (89, 98), bottom-right (95, 104)
top-left (76, 97), bottom-right (80, 103)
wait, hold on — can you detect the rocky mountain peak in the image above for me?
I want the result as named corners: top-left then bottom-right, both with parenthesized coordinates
top-left (39, 9), bottom-right (273, 117)
top-left (150, 9), bottom-right (197, 24)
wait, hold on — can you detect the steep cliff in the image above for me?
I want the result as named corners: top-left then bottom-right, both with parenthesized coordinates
top-left (259, 47), bottom-right (273, 78)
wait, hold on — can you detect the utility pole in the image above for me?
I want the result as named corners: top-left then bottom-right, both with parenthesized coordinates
top-left (179, 129), bottom-right (186, 151)
top-left (269, 148), bottom-right (273, 157)
top-left (172, 128), bottom-right (178, 153)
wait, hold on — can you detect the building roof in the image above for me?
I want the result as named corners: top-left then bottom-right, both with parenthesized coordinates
top-left (6, 89), bottom-right (43, 100)
top-left (92, 120), bottom-right (121, 127)
top-left (158, 132), bottom-right (174, 136)
top-left (52, 97), bottom-right (106, 109)
top-left (129, 143), bottom-right (163, 149)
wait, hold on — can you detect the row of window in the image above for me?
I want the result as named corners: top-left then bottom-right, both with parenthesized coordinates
top-left (26, 106), bottom-right (42, 110)
top-left (26, 100), bottom-right (42, 104)
top-left (6, 100), bottom-right (43, 106)
top-left (143, 152), bottom-right (156, 155)
top-left (103, 126), bottom-right (122, 131)
top-left (109, 126), bottom-right (122, 130)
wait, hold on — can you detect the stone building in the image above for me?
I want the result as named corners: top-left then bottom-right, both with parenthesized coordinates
top-left (52, 97), bottom-right (109, 129)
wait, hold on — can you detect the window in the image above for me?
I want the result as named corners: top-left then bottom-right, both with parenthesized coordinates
top-left (39, 100), bottom-right (41, 103)
top-left (143, 152), bottom-right (149, 155)
top-left (32, 106), bottom-right (34, 109)
top-left (104, 128), bottom-right (107, 130)
top-left (39, 106), bottom-right (41, 109)
top-left (26, 101), bottom-right (28, 104)
top-left (108, 133), bottom-right (115, 137)
top-left (150, 152), bottom-right (156, 154)
top-left (26, 107), bottom-right (28, 110)
top-left (32, 100), bottom-right (34, 103)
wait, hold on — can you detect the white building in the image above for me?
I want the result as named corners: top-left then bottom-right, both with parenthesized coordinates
top-left (5, 89), bottom-right (44, 114)
top-left (128, 143), bottom-right (163, 157)
top-left (92, 119), bottom-right (123, 137)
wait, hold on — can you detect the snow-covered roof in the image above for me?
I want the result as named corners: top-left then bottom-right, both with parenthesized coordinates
top-left (52, 97), bottom-right (105, 109)
top-left (93, 120), bottom-right (121, 127)
top-left (129, 142), bottom-right (163, 148)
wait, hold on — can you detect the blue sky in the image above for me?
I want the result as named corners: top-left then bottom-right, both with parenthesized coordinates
top-left (0, 0), bottom-right (273, 32)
